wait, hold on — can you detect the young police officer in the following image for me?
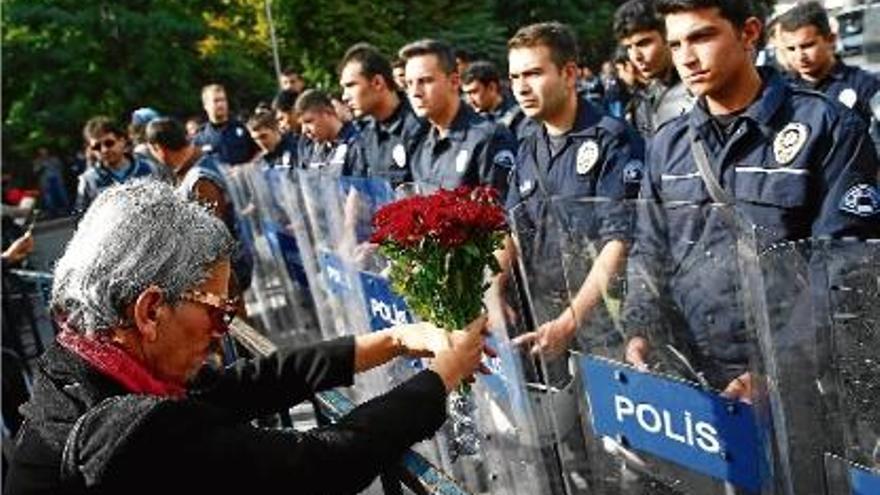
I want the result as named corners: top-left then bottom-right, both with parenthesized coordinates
top-left (505, 21), bottom-right (645, 358)
top-left (624, 0), bottom-right (880, 399)
top-left (246, 110), bottom-right (300, 171)
top-left (400, 39), bottom-right (517, 196)
top-left (339, 43), bottom-right (427, 188)
top-left (778, 2), bottom-right (880, 127)
top-left (614, 0), bottom-right (694, 138)
top-left (461, 61), bottom-right (532, 141)
top-left (294, 89), bottom-right (360, 174)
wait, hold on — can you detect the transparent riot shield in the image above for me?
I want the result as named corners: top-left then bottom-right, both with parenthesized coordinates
top-left (746, 238), bottom-right (879, 495)
top-left (296, 172), bottom-right (558, 494)
top-left (221, 163), bottom-right (323, 345)
top-left (510, 197), bottom-right (774, 495)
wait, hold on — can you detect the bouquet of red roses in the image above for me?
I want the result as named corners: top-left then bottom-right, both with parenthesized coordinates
top-left (370, 185), bottom-right (508, 331)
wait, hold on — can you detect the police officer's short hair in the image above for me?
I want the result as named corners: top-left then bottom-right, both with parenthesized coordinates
top-left (83, 116), bottom-right (126, 141)
top-left (294, 89), bottom-right (335, 114)
top-left (247, 109), bottom-right (278, 132)
top-left (614, 0), bottom-right (665, 39)
top-left (201, 83), bottom-right (226, 99)
top-left (398, 39), bottom-right (457, 75)
top-left (461, 61), bottom-right (502, 87)
top-left (655, 0), bottom-right (756, 29)
top-left (391, 57), bottom-right (405, 70)
top-left (612, 45), bottom-right (631, 65)
top-left (508, 22), bottom-right (579, 69)
top-left (777, 1), bottom-right (832, 37)
top-left (145, 117), bottom-right (188, 151)
top-left (272, 89), bottom-right (299, 113)
top-left (339, 43), bottom-right (395, 89)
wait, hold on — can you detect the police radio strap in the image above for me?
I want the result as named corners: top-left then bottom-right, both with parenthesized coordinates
top-left (688, 128), bottom-right (733, 205)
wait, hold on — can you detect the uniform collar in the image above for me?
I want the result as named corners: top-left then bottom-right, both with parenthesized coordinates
top-left (428, 102), bottom-right (475, 144)
top-left (826, 59), bottom-right (850, 82)
top-left (690, 66), bottom-right (786, 135)
top-left (538, 97), bottom-right (603, 142)
top-left (337, 121), bottom-right (358, 143)
top-left (264, 132), bottom-right (297, 163)
top-left (489, 95), bottom-right (517, 120)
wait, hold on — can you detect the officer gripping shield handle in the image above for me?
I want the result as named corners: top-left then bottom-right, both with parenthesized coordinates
top-left (511, 197), bottom-right (772, 495)
top-left (743, 237), bottom-right (880, 495)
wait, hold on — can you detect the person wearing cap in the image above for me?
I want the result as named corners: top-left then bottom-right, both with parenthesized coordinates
top-left (3, 180), bottom-right (492, 494)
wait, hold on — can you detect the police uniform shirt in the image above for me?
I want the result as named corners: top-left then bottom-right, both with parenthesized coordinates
top-left (349, 98), bottom-right (427, 188)
top-left (75, 155), bottom-right (162, 213)
top-left (485, 95), bottom-right (536, 143)
top-left (298, 121), bottom-right (361, 176)
top-left (506, 98), bottom-right (644, 283)
top-left (625, 67), bottom-right (880, 387)
top-left (262, 132), bottom-right (300, 172)
top-left (789, 60), bottom-right (880, 125)
top-left (410, 103), bottom-right (517, 197)
top-left (193, 119), bottom-right (259, 166)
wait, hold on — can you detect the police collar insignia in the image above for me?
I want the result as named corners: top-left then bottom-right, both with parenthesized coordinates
top-left (332, 143), bottom-right (348, 164)
top-left (236, 126), bottom-right (244, 137)
top-left (201, 144), bottom-right (213, 153)
top-left (773, 123), bottom-right (809, 165)
top-left (623, 160), bottom-right (644, 184)
top-left (455, 149), bottom-right (469, 174)
top-left (282, 151), bottom-right (292, 167)
top-left (493, 149), bottom-right (515, 169)
top-left (519, 179), bottom-right (534, 195)
top-left (838, 88), bottom-right (857, 109)
top-left (392, 143), bottom-right (407, 168)
top-left (840, 183), bottom-right (880, 217)
top-left (577, 140), bottom-right (600, 175)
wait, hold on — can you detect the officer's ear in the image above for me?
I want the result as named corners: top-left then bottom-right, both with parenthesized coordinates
top-left (740, 17), bottom-right (763, 52)
top-left (448, 69), bottom-right (461, 90)
top-left (562, 61), bottom-right (579, 89)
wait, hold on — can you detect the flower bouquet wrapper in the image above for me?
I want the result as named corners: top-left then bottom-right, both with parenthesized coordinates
top-left (371, 185), bottom-right (507, 460)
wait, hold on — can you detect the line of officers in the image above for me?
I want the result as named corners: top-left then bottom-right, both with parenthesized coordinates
top-left (81, 1), bottom-right (880, 401)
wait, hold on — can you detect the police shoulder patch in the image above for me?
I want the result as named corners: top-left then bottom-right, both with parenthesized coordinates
top-left (838, 88), bottom-right (858, 109)
top-left (840, 183), bottom-right (880, 217)
top-left (493, 149), bottom-right (515, 169)
top-left (576, 140), bottom-right (601, 175)
top-left (623, 160), bottom-right (644, 185)
top-left (773, 122), bottom-right (810, 165)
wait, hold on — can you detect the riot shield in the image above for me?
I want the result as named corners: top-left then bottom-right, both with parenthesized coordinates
top-left (510, 197), bottom-right (773, 495)
top-left (746, 238), bottom-right (880, 495)
top-left (296, 172), bottom-right (558, 494)
top-left (221, 163), bottom-right (323, 345)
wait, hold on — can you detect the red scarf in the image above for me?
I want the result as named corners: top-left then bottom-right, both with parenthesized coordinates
top-left (57, 326), bottom-right (185, 399)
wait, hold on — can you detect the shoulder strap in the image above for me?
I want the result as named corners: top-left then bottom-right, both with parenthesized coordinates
top-left (688, 128), bottom-right (733, 204)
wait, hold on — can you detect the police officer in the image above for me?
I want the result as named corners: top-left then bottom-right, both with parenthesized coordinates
top-left (624, 0), bottom-right (880, 398)
top-left (504, 21), bottom-right (645, 357)
top-left (339, 43), bottom-right (427, 188)
top-left (146, 117), bottom-right (253, 295)
top-left (461, 61), bottom-right (533, 141)
top-left (777, 2), bottom-right (880, 132)
top-left (75, 116), bottom-right (162, 213)
top-left (399, 39), bottom-right (516, 196)
top-left (246, 109), bottom-right (300, 171)
top-left (272, 89), bottom-right (302, 136)
top-left (193, 83), bottom-right (259, 166)
top-left (614, 0), bottom-right (694, 138)
top-left (295, 89), bottom-right (360, 174)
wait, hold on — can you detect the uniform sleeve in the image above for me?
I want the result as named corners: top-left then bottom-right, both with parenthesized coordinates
top-left (813, 110), bottom-right (880, 238)
top-left (188, 336), bottom-right (356, 418)
top-left (595, 121), bottom-right (645, 243)
top-left (481, 125), bottom-right (517, 198)
top-left (504, 139), bottom-right (530, 211)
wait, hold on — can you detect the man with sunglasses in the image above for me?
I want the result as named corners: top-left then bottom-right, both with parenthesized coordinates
top-left (73, 115), bottom-right (162, 213)
top-left (5, 180), bottom-right (492, 494)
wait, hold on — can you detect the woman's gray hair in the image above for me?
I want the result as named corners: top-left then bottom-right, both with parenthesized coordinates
top-left (52, 179), bottom-right (235, 334)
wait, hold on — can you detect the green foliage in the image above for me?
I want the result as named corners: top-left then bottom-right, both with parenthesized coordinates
top-left (381, 232), bottom-right (503, 331)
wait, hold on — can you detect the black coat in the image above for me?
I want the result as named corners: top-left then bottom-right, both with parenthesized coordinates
top-left (4, 337), bottom-right (447, 494)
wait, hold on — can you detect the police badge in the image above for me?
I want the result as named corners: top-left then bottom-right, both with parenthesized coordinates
top-left (392, 143), bottom-right (407, 168)
top-left (577, 140), bottom-right (600, 175)
top-left (838, 88), bottom-right (858, 109)
top-left (455, 149), bottom-right (469, 174)
top-left (773, 123), bottom-right (809, 165)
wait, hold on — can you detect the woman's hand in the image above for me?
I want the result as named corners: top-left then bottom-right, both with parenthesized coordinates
top-left (430, 315), bottom-right (496, 392)
top-left (391, 322), bottom-right (452, 358)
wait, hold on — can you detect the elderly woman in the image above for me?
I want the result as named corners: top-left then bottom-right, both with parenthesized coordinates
top-left (5, 181), bottom-right (489, 494)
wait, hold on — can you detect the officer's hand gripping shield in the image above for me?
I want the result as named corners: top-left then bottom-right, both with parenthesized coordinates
top-left (509, 198), bottom-right (774, 495)
top-left (744, 237), bottom-right (880, 495)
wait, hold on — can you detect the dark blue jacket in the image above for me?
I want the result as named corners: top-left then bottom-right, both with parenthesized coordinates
top-left (193, 119), bottom-right (259, 166)
top-left (349, 99), bottom-right (426, 188)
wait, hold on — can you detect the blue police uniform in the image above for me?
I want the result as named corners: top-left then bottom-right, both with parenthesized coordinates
top-left (349, 98), bottom-right (426, 188)
top-left (298, 121), bottom-right (360, 176)
top-left (411, 103), bottom-right (517, 197)
top-left (507, 98), bottom-right (644, 309)
top-left (75, 155), bottom-right (162, 213)
top-left (485, 95), bottom-right (536, 143)
top-left (624, 68), bottom-right (880, 387)
top-left (788, 60), bottom-right (880, 126)
top-left (261, 132), bottom-right (300, 172)
top-left (193, 119), bottom-right (259, 166)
